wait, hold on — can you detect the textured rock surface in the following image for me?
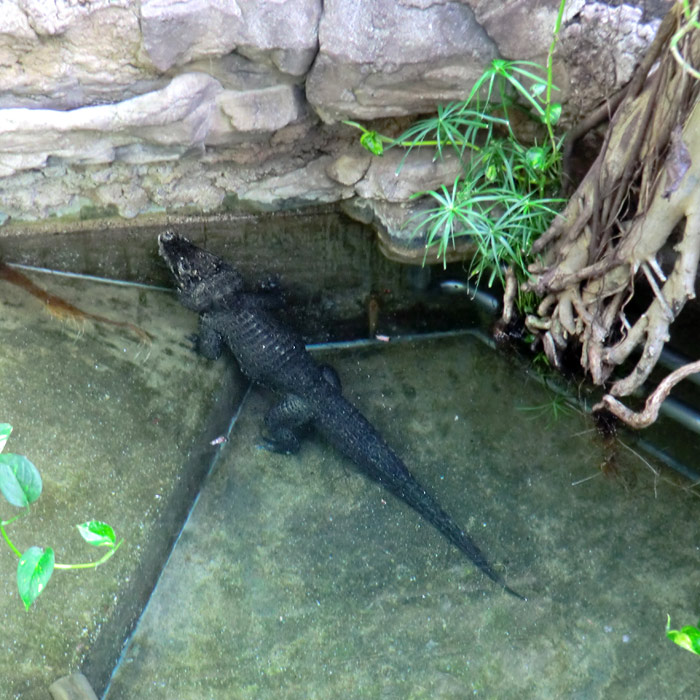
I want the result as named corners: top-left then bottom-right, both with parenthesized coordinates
top-left (0, 0), bottom-right (666, 254)
top-left (0, 73), bottom-right (223, 177)
top-left (306, 0), bottom-right (497, 122)
top-left (0, 0), bottom-right (157, 110)
top-left (140, 0), bottom-right (322, 76)
top-left (559, 2), bottom-right (663, 117)
top-left (353, 149), bottom-right (462, 203)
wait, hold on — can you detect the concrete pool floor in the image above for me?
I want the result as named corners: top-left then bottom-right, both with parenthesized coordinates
top-left (1, 266), bottom-right (699, 699)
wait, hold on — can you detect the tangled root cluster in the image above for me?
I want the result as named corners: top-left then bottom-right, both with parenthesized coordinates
top-left (515, 7), bottom-right (700, 428)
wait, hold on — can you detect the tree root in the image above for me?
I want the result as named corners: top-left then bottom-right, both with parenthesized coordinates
top-left (516, 4), bottom-right (700, 427)
top-left (594, 359), bottom-right (700, 428)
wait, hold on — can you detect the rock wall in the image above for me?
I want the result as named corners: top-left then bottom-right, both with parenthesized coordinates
top-left (0, 0), bottom-right (665, 259)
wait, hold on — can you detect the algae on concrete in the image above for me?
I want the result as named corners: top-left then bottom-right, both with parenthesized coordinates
top-left (0, 268), bottom-right (236, 699)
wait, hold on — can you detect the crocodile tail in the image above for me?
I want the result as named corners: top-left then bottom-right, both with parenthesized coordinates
top-left (313, 394), bottom-right (525, 600)
top-left (387, 474), bottom-right (526, 601)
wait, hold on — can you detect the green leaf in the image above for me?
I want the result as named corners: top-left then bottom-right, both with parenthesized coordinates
top-left (526, 146), bottom-right (547, 171)
top-left (0, 453), bottom-right (42, 508)
top-left (667, 629), bottom-right (700, 655)
top-left (485, 163), bottom-right (498, 181)
top-left (0, 424), bottom-right (11, 452)
top-left (360, 131), bottom-right (384, 156)
top-left (545, 103), bottom-right (562, 126)
top-left (77, 520), bottom-right (116, 547)
top-left (666, 615), bottom-right (700, 655)
top-left (17, 546), bottom-right (54, 610)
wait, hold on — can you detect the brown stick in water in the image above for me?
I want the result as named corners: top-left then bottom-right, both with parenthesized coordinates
top-left (0, 262), bottom-right (153, 343)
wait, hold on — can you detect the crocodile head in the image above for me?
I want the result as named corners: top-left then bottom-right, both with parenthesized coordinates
top-left (158, 231), bottom-right (244, 312)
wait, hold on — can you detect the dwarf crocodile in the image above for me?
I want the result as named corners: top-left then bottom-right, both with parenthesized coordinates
top-left (158, 231), bottom-right (524, 599)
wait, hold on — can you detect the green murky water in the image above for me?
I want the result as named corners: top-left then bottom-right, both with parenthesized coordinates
top-left (0, 224), bottom-right (698, 699)
top-left (104, 334), bottom-right (698, 699)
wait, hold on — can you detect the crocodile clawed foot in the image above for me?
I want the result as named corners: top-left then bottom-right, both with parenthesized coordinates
top-left (259, 429), bottom-right (300, 455)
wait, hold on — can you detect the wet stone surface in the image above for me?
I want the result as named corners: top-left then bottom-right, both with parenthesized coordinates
top-left (0, 268), bottom-right (233, 698)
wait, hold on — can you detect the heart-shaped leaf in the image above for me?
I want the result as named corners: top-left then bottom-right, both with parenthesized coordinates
top-left (0, 454), bottom-right (42, 508)
top-left (17, 546), bottom-right (54, 610)
top-left (0, 424), bottom-right (12, 452)
top-left (77, 520), bottom-right (116, 547)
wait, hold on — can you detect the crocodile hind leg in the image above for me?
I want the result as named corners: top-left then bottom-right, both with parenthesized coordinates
top-left (263, 365), bottom-right (341, 453)
top-left (263, 393), bottom-right (313, 454)
top-left (320, 364), bottom-right (341, 390)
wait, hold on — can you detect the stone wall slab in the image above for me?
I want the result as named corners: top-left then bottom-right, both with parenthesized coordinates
top-left (307, 0), bottom-right (498, 122)
top-left (141, 0), bottom-right (321, 75)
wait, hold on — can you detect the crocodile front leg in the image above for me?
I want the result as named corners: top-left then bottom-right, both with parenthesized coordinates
top-left (196, 313), bottom-right (224, 359)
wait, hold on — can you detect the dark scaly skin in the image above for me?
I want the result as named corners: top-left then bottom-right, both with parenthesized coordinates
top-left (158, 231), bottom-right (525, 600)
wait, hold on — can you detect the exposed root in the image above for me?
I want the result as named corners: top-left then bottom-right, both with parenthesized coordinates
top-left (595, 359), bottom-right (700, 428)
top-left (0, 262), bottom-right (153, 346)
top-left (521, 4), bottom-right (700, 427)
top-left (500, 266), bottom-right (517, 327)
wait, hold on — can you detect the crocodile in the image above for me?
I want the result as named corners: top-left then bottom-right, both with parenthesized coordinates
top-left (158, 231), bottom-right (525, 600)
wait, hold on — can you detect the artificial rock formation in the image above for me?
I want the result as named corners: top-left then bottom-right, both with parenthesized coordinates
top-left (0, 0), bottom-right (665, 254)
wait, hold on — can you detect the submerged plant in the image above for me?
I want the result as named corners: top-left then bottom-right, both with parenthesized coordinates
top-left (666, 615), bottom-right (700, 656)
top-left (517, 392), bottom-right (575, 426)
top-left (0, 423), bottom-right (122, 610)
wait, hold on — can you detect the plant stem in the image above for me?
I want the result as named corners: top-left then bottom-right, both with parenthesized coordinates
top-left (0, 519), bottom-right (22, 558)
top-left (395, 138), bottom-right (477, 150)
top-left (53, 538), bottom-right (124, 570)
top-left (545, 0), bottom-right (568, 149)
